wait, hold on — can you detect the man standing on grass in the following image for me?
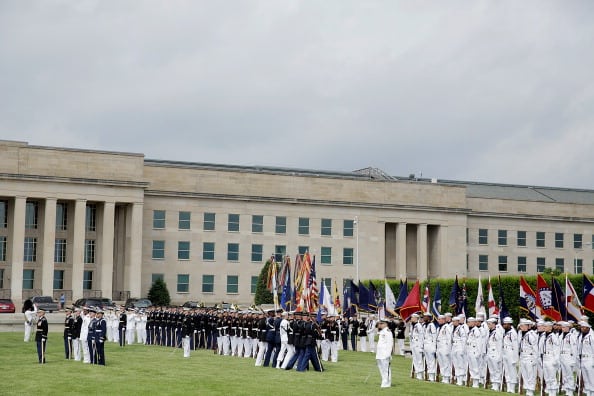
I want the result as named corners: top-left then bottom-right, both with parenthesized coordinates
top-left (64, 308), bottom-right (74, 359)
top-left (376, 319), bottom-right (394, 388)
top-left (35, 308), bottom-right (48, 364)
top-left (95, 310), bottom-right (107, 365)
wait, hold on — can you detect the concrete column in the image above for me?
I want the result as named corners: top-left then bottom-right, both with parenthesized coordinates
top-left (71, 199), bottom-right (86, 300)
top-left (125, 203), bottom-right (143, 298)
top-left (417, 224), bottom-right (428, 281)
top-left (41, 198), bottom-right (57, 296)
top-left (10, 196), bottom-right (26, 306)
top-left (99, 202), bottom-right (115, 300)
top-left (439, 225), bottom-right (448, 277)
top-left (396, 222), bottom-right (407, 279)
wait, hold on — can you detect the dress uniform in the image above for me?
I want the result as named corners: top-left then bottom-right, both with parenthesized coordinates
top-left (436, 315), bottom-right (453, 384)
top-left (466, 317), bottom-right (484, 388)
top-left (182, 311), bottom-right (193, 358)
top-left (281, 313), bottom-right (296, 368)
top-left (118, 308), bottom-right (127, 347)
top-left (24, 303), bottom-right (36, 342)
top-left (358, 317), bottom-right (368, 352)
top-left (255, 313), bottom-right (268, 366)
top-left (35, 309), bottom-right (48, 364)
top-left (559, 321), bottom-right (578, 396)
top-left (376, 319), bottom-right (394, 388)
top-left (423, 312), bottom-right (438, 382)
top-left (95, 310), bottom-right (107, 365)
top-left (409, 313), bottom-right (425, 380)
top-left (396, 320), bottom-right (406, 356)
top-left (486, 317), bottom-right (504, 391)
top-left (72, 309), bottom-right (82, 361)
top-left (80, 309), bottom-right (91, 363)
top-left (579, 321), bottom-right (594, 396)
top-left (296, 316), bottom-right (323, 372)
top-left (64, 309), bottom-right (74, 359)
top-left (350, 317), bottom-right (359, 351)
top-left (540, 322), bottom-right (560, 396)
top-left (519, 319), bottom-right (539, 396)
top-left (452, 316), bottom-right (469, 386)
top-left (327, 316), bottom-right (340, 362)
top-left (87, 310), bottom-right (98, 364)
top-left (367, 315), bottom-right (377, 353)
top-left (276, 312), bottom-right (290, 368)
top-left (501, 317), bottom-right (519, 393)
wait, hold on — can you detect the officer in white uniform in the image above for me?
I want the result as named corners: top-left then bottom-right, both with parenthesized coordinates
top-left (559, 321), bottom-right (578, 396)
top-left (367, 315), bottom-right (377, 353)
top-left (423, 312), bottom-right (438, 382)
top-left (276, 311), bottom-right (290, 368)
top-left (466, 317), bottom-right (484, 388)
top-left (501, 317), bottom-right (519, 393)
top-left (452, 315), bottom-right (469, 386)
top-left (486, 317), bottom-right (504, 391)
top-left (540, 321), bottom-right (560, 396)
top-left (409, 313), bottom-right (425, 380)
top-left (519, 318), bottom-right (539, 396)
top-left (579, 321), bottom-right (594, 396)
top-left (376, 319), bottom-right (394, 388)
top-left (436, 314), bottom-right (453, 384)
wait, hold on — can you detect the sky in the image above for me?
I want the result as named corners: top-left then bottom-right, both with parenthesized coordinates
top-left (1, 1), bottom-right (594, 188)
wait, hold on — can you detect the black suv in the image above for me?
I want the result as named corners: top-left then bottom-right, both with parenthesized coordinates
top-left (73, 297), bottom-right (115, 310)
top-left (124, 298), bottom-right (153, 309)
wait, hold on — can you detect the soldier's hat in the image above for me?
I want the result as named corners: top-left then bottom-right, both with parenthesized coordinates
top-left (579, 321), bottom-right (592, 328)
top-left (519, 318), bottom-right (532, 326)
top-left (502, 317), bottom-right (513, 324)
top-left (444, 312), bottom-right (452, 317)
top-left (452, 316), bottom-right (460, 322)
top-left (486, 318), bottom-right (497, 324)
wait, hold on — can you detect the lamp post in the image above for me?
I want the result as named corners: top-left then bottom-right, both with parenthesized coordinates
top-left (354, 216), bottom-right (359, 283)
top-left (574, 241), bottom-right (592, 274)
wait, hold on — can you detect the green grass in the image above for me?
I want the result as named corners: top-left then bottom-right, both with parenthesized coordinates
top-left (0, 332), bottom-right (492, 395)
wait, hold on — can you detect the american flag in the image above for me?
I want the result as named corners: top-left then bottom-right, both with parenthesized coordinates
top-left (307, 255), bottom-right (319, 312)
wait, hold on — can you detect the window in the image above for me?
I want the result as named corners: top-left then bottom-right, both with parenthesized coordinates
top-left (478, 229), bottom-right (488, 245)
top-left (202, 275), bottom-right (214, 293)
top-left (298, 217), bottom-right (309, 235)
top-left (178, 211), bottom-right (191, 230)
top-left (518, 256), bottom-right (527, 272)
top-left (321, 219), bottom-right (332, 236)
top-left (251, 276), bottom-right (258, 294)
top-left (85, 204), bottom-right (96, 232)
top-left (321, 247), bottom-right (332, 265)
top-left (23, 237), bottom-right (37, 262)
top-left (227, 275), bottom-right (239, 294)
top-left (517, 231), bottom-right (527, 247)
top-left (56, 202), bottom-right (67, 231)
top-left (151, 273), bottom-right (164, 284)
top-left (556, 258), bottom-right (564, 273)
top-left (25, 201), bottom-right (38, 229)
top-left (227, 243), bottom-right (239, 261)
top-left (498, 230), bottom-right (507, 246)
top-left (252, 215), bottom-right (263, 233)
top-left (153, 210), bottom-right (165, 229)
top-left (203, 242), bottom-right (215, 260)
top-left (479, 255), bottom-right (488, 271)
top-left (178, 241), bottom-right (190, 260)
top-left (228, 214), bottom-right (240, 232)
top-left (298, 246), bottom-right (309, 258)
top-left (177, 274), bottom-right (189, 293)
top-left (536, 232), bottom-right (546, 248)
top-left (152, 240), bottom-right (165, 259)
top-left (0, 200), bottom-right (7, 228)
top-left (343, 220), bottom-right (354, 237)
top-left (53, 270), bottom-right (64, 290)
top-left (83, 270), bottom-right (93, 290)
top-left (275, 216), bottom-right (286, 234)
top-left (84, 240), bottom-right (95, 264)
top-left (575, 258), bottom-right (583, 274)
top-left (251, 244), bottom-right (263, 262)
top-left (323, 278), bottom-right (331, 289)
top-left (22, 269), bottom-right (34, 289)
top-left (54, 239), bottom-right (66, 263)
top-left (343, 248), bottom-right (354, 265)
top-left (537, 257), bottom-right (546, 272)
top-left (574, 233), bottom-right (583, 249)
top-left (0, 268), bottom-right (3, 289)
top-left (274, 245), bottom-right (286, 263)
top-left (203, 212), bottom-right (216, 231)
top-left (498, 256), bottom-right (508, 272)
top-left (0, 236), bottom-right (6, 261)
top-left (555, 233), bottom-right (564, 248)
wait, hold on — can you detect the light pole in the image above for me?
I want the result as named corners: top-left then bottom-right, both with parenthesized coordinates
top-left (354, 216), bottom-right (359, 283)
top-left (574, 241), bottom-right (592, 274)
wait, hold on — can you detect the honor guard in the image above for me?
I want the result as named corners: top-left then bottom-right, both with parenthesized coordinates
top-left (35, 309), bottom-right (48, 364)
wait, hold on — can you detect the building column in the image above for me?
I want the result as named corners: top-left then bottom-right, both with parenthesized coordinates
top-left (417, 224), bottom-right (428, 281)
top-left (439, 225), bottom-right (448, 277)
top-left (71, 199), bottom-right (86, 300)
top-left (10, 196), bottom-right (26, 306)
top-left (396, 223), bottom-right (407, 279)
top-left (125, 203), bottom-right (143, 298)
top-left (41, 198), bottom-right (57, 296)
top-left (99, 202), bottom-right (115, 300)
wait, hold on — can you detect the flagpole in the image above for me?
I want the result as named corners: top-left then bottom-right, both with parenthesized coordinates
top-left (355, 216), bottom-right (359, 283)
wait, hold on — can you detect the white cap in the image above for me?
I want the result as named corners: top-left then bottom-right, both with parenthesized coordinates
top-left (452, 316), bottom-right (460, 322)
top-left (519, 318), bottom-right (533, 326)
top-left (579, 321), bottom-right (592, 328)
top-left (486, 318), bottom-right (497, 324)
top-left (444, 312), bottom-right (452, 317)
top-left (503, 317), bottom-right (513, 324)
top-left (411, 313), bottom-right (419, 319)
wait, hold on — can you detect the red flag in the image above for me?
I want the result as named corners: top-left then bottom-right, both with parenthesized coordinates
top-left (487, 276), bottom-right (499, 317)
top-left (421, 284), bottom-right (430, 313)
top-left (536, 274), bottom-right (561, 321)
top-left (400, 281), bottom-right (422, 321)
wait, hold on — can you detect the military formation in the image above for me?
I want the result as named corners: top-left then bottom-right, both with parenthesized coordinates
top-left (407, 311), bottom-right (594, 396)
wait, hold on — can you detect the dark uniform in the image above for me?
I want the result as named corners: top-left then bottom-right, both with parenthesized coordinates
top-left (95, 312), bottom-right (107, 365)
top-left (118, 310), bottom-right (127, 347)
top-left (35, 312), bottom-right (48, 364)
top-left (297, 317), bottom-right (323, 372)
top-left (64, 311), bottom-right (74, 359)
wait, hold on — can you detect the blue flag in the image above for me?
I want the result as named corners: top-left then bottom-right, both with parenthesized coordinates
top-left (449, 276), bottom-right (460, 313)
top-left (498, 276), bottom-right (510, 319)
top-left (431, 283), bottom-right (442, 320)
top-left (280, 265), bottom-right (292, 310)
top-left (358, 281), bottom-right (370, 312)
top-left (551, 277), bottom-right (566, 321)
top-left (317, 281), bottom-right (325, 323)
top-left (395, 279), bottom-right (408, 310)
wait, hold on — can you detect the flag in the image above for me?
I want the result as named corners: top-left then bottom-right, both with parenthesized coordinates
top-left (294, 253), bottom-right (311, 313)
top-left (551, 277), bottom-right (566, 321)
top-left (384, 280), bottom-right (397, 316)
top-left (475, 275), bottom-right (485, 316)
top-left (307, 255), bottom-right (319, 312)
top-left (317, 281), bottom-right (334, 321)
top-left (536, 274), bottom-right (561, 321)
top-left (342, 285), bottom-right (350, 317)
top-left (345, 280), bottom-right (359, 317)
top-left (431, 283), bottom-right (442, 320)
top-left (487, 276), bottom-right (499, 317)
top-left (358, 282), bottom-right (370, 312)
top-left (421, 283), bottom-right (430, 313)
top-left (449, 276), bottom-right (460, 313)
top-left (582, 275), bottom-right (594, 314)
top-left (280, 258), bottom-right (292, 310)
top-left (566, 275), bottom-right (583, 321)
top-left (333, 280), bottom-right (341, 315)
top-left (400, 280), bottom-right (422, 321)
top-left (459, 280), bottom-right (468, 315)
top-left (267, 258), bottom-right (279, 309)
top-left (291, 254), bottom-right (303, 308)
top-left (368, 281), bottom-right (380, 311)
top-left (395, 279), bottom-right (408, 311)
top-left (519, 276), bottom-right (541, 320)
top-left (497, 276), bottom-right (510, 319)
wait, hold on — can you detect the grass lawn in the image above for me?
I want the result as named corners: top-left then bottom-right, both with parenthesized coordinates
top-left (1, 332), bottom-right (492, 395)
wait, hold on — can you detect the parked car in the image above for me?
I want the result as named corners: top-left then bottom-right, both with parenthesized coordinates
top-left (182, 301), bottom-right (200, 309)
top-left (30, 296), bottom-right (59, 313)
top-left (0, 298), bottom-right (16, 313)
top-left (124, 298), bottom-right (152, 309)
top-left (73, 297), bottom-right (115, 310)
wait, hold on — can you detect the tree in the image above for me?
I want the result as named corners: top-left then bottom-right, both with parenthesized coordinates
top-left (148, 278), bottom-right (171, 306)
top-left (254, 259), bottom-right (275, 305)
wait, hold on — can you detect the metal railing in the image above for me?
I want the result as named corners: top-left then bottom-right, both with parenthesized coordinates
top-left (0, 289), bottom-right (11, 299)
top-left (113, 290), bottom-right (130, 301)
top-left (83, 289), bottom-right (102, 298)
top-left (22, 289), bottom-right (42, 300)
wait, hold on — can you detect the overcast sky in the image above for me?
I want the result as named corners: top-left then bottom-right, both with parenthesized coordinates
top-left (1, 1), bottom-right (593, 188)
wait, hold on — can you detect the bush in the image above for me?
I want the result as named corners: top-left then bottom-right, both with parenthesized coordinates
top-left (254, 259), bottom-right (277, 305)
top-left (148, 278), bottom-right (171, 306)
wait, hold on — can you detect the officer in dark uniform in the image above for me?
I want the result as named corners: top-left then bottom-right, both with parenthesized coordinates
top-left (87, 309), bottom-right (97, 364)
top-left (340, 315), bottom-right (349, 350)
top-left (297, 314), bottom-right (323, 372)
top-left (95, 310), bottom-right (107, 365)
top-left (35, 309), bottom-right (48, 364)
top-left (146, 307), bottom-right (154, 345)
top-left (284, 312), bottom-right (305, 370)
top-left (270, 310), bottom-right (282, 365)
top-left (63, 308), bottom-right (74, 359)
top-left (263, 310), bottom-right (277, 367)
top-left (350, 317), bottom-right (359, 351)
top-left (118, 307), bottom-right (127, 347)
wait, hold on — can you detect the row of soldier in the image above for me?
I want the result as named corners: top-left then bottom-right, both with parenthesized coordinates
top-left (408, 310), bottom-right (594, 396)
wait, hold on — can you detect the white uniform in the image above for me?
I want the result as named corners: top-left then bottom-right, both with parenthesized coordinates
top-left (466, 326), bottom-right (484, 387)
top-left (126, 312), bottom-right (136, 344)
top-left (540, 331), bottom-right (560, 396)
top-left (486, 326), bottom-right (504, 391)
top-left (367, 318), bottom-right (377, 353)
top-left (452, 323), bottom-right (469, 385)
top-left (423, 321), bottom-right (438, 381)
top-left (436, 322), bottom-right (453, 383)
top-left (559, 330), bottom-right (578, 395)
top-left (376, 326), bottom-right (394, 388)
top-left (410, 321), bottom-right (425, 380)
top-left (80, 312), bottom-right (91, 363)
top-left (502, 326), bottom-right (519, 393)
top-left (276, 317), bottom-right (289, 368)
top-left (24, 307), bottom-right (37, 342)
top-left (580, 328), bottom-right (594, 396)
top-left (520, 329), bottom-right (539, 396)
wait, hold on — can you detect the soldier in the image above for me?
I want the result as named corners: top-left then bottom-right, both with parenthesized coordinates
top-left (540, 321), bottom-right (560, 396)
top-left (118, 307), bottom-right (127, 347)
top-left (349, 316), bottom-right (359, 351)
top-left (63, 308), bottom-right (74, 359)
top-left (263, 310), bottom-right (277, 367)
top-left (519, 318), bottom-right (539, 396)
top-left (95, 310), bottom-right (107, 365)
top-left (182, 310), bottom-right (193, 358)
top-left (284, 312), bottom-right (304, 370)
top-left (501, 317), bottom-right (519, 393)
top-left (559, 321), bottom-right (578, 396)
top-left (320, 315), bottom-right (330, 361)
top-left (87, 309), bottom-right (98, 364)
top-left (127, 308), bottom-right (136, 345)
top-left (137, 310), bottom-right (147, 345)
top-left (297, 314), bottom-right (323, 372)
top-left (423, 312), bottom-right (438, 382)
top-left (358, 315), bottom-right (368, 352)
top-left (276, 311), bottom-right (290, 368)
top-left (436, 314), bottom-right (453, 384)
top-left (327, 315), bottom-right (340, 362)
top-left (466, 317), bottom-right (484, 388)
top-left (80, 308), bottom-right (91, 363)
top-left (281, 312), bottom-right (296, 368)
top-left (410, 313), bottom-right (425, 380)
top-left (376, 318), bottom-right (394, 388)
top-left (35, 309), bottom-right (48, 364)
top-left (579, 321), bottom-right (594, 396)
top-left (396, 319), bottom-right (406, 356)
top-left (367, 315), bottom-right (378, 353)
top-left (339, 315), bottom-right (349, 351)
top-left (486, 317), bottom-right (504, 391)
top-left (72, 308), bottom-right (82, 361)
top-left (452, 315), bottom-right (469, 386)
top-left (255, 312), bottom-right (268, 366)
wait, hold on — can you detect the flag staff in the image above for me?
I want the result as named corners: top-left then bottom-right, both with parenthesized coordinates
top-left (355, 216), bottom-right (359, 283)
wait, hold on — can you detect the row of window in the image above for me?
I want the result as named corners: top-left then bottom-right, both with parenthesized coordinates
top-left (0, 200), bottom-right (97, 232)
top-left (151, 240), bottom-right (354, 265)
top-left (19, 269), bottom-right (94, 290)
top-left (152, 210), bottom-right (355, 237)
top-left (477, 229), bottom-right (594, 249)
top-left (0, 237), bottom-right (96, 264)
top-left (477, 255), bottom-right (591, 274)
